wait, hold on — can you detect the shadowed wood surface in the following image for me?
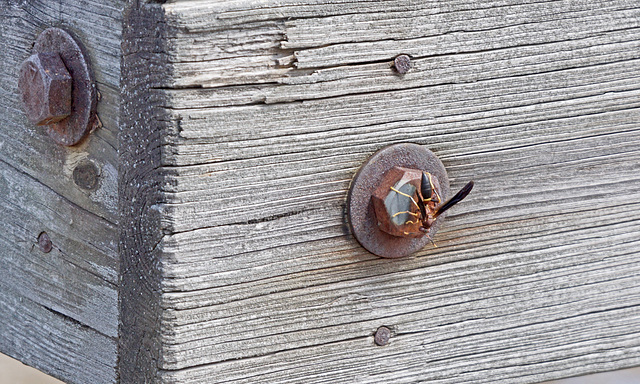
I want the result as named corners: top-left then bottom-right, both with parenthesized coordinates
top-left (144, 0), bottom-right (640, 383)
top-left (0, 1), bottom-right (122, 383)
top-left (119, 2), bottom-right (168, 382)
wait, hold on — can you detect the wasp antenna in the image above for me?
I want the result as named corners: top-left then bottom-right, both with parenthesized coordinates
top-left (434, 181), bottom-right (474, 218)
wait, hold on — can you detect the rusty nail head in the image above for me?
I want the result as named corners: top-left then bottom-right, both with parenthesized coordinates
top-left (18, 52), bottom-right (72, 126)
top-left (393, 54), bottom-right (411, 74)
top-left (73, 161), bottom-right (100, 190)
top-left (38, 232), bottom-right (52, 253)
top-left (374, 326), bottom-right (391, 346)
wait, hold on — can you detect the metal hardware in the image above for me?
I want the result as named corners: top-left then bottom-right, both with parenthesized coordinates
top-left (18, 28), bottom-right (97, 146)
top-left (371, 166), bottom-right (440, 238)
top-left (18, 52), bottom-right (72, 125)
top-left (374, 326), bottom-right (391, 346)
top-left (38, 232), bottom-right (52, 253)
top-left (72, 161), bottom-right (100, 190)
top-left (393, 54), bottom-right (412, 74)
top-left (347, 143), bottom-right (450, 258)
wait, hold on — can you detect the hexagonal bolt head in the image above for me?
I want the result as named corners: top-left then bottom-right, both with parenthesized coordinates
top-left (372, 166), bottom-right (425, 238)
top-left (18, 52), bottom-right (72, 126)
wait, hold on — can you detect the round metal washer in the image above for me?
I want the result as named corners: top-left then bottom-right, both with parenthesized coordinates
top-left (347, 143), bottom-right (450, 258)
top-left (34, 28), bottom-right (97, 146)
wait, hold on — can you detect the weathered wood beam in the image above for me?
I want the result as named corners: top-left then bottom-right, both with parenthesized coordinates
top-left (119, 0), bottom-right (640, 383)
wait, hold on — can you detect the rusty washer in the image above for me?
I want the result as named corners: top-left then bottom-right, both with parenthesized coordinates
top-left (18, 28), bottom-right (97, 146)
top-left (347, 143), bottom-right (450, 258)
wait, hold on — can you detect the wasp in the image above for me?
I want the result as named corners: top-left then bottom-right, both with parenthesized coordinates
top-left (389, 172), bottom-right (474, 243)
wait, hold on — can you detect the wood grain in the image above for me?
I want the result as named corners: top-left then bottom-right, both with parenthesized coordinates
top-left (0, 284), bottom-right (117, 384)
top-left (118, 2), bottom-right (169, 383)
top-left (0, 159), bottom-right (118, 335)
top-left (0, 0), bottom-right (120, 221)
top-left (0, 1), bottom-right (122, 383)
top-left (143, 0), bottom-right (640, 383)
top-left (2, 0), bottom-right (639, 383)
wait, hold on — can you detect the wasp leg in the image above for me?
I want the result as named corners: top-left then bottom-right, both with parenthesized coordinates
top-left (390, 211), bottom-right (421, 227)
top-left (419, 226), bottom-right (438, 247)
top-left (426, 234), bottom-right (438, 248)
top-left (432, 190), bottom-right (442, 205)
top-left (390, 211), bottom-right (421, 226)
top-left (402, 229), bottom-right (434, 237)
top-left (389, 186), bottom-right (421, 209)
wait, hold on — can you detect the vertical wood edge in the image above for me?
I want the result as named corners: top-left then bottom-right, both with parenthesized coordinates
top-left (119, 2), bottom-right (169, 383)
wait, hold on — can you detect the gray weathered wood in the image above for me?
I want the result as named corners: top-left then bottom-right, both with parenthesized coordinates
top-left (119, 2), bottom-right (168, 382)
top-left (0, 287), bottom-right (117, 384)
top-left (119, 0), bottom-right (640, 382)
top-left (2, 0), bottom-right (640, 383)
top-left (0, 0), bottom-right (122, 383)
top-left (0, 160), bottom-right (118, 335)
top-left (0, 0), bottom-right (120, 221)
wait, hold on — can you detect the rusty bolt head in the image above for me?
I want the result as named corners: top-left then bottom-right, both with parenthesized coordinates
top-left (393, 54), bottom-right (412, 74)
top-left (374, 326), bottom-right (391, 346)
top-left (372, 166), bottom-right (424, 238)
top-left (18, 52), bottom-right (72, 126)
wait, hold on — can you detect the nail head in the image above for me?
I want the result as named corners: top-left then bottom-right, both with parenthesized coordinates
top-left (38, 232), bottom-right (52, 253)
top-left (374, 326), bottom-right (391, 346)
top-left (393, 54), bottom-right (412, 74)
top-left (73, 161), bottom-right (100, 190)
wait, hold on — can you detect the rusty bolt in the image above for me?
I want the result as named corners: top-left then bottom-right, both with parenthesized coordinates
top-left (347, 144), bottom-right (451, 258)
top-left (374, 326), bottom-right (391, 346)
top-left (38, 232), bottom-right (52, 253)
top-left (371, 166), bottom-right (441, 238)
top-left (18, 52), bottom-right (72, 126)
top-left (393, 54), bottom-right (412, 74)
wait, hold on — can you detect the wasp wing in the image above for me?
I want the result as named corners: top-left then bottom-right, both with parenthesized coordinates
top-left (434, 181), bottom-right (474, 218)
